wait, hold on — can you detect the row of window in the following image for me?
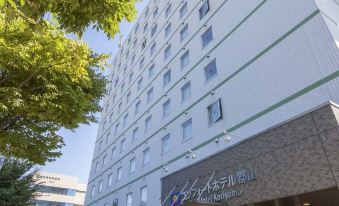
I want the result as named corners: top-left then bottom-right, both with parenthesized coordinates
top-left (91, 184), bottom-right (148, 206)
top-left (99, 57), bottom-right (218, 158)
top-left (104, 0), bottom-right (212, 126)
top-left (90, 98), bottom-right (223, 203)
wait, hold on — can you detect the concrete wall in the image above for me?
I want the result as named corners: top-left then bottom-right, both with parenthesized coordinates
top-left (161, 103), bottom-right (339, 205)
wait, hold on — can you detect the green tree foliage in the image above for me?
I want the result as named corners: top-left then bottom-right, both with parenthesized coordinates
top-left (0, 158), bottom-right (39, 206)
top-left (0, 0), bottom-right (138, 37)
top-left (0, 2), bottom-right (111, 164)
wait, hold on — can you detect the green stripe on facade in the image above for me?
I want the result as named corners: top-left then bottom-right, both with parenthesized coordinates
top-left (87, 9), bottom-right (327, 205)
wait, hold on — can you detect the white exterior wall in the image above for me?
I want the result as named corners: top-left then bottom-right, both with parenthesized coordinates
top-left (36, 172), bottom-right (86, 205)
top-left (85, 0), bottom-right (339, 205)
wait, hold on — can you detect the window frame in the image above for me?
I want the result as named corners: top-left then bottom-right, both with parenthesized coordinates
top-left (207, 99), bottom-right (223, 126)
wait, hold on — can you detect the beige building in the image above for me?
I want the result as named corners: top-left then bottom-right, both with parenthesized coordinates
top-left (36, 172), bottom-right (87, 206)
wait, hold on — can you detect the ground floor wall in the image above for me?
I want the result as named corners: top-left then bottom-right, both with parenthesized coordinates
top-left (161, 102), bottom-right (339, 206)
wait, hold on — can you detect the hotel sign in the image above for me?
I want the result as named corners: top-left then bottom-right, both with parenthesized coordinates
top-left (170, 168), bottom-right (256, 205)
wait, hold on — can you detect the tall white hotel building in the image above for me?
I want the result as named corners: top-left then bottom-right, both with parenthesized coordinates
top-left (85, 0), bottom-right (339, 205)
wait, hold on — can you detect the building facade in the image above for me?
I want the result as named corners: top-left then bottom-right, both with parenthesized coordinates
top-left (85, 0), bottom-right (339, 205)
top-left (36, 172), bottom-right (86, 206)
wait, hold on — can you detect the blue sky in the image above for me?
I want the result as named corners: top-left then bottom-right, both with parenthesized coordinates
top-left (42, 0), bottom-right (149, 184)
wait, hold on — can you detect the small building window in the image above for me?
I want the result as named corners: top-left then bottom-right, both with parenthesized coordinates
top-left (180, 24), bottom-right (189, 42)
top-left (180, 2), bottom-right (188, 18)
top-left (120, 139), bottom-right (126, 153)
top-left (129, 157), bottom-right (136, 174)
top-left (108, 173), bottom-right (113, 186)
top-left (145, 7), bottom-right (149, 17)
top-left (204, 59), bottom-right (217, 82)
top-left (133, 39), bottom-right (137, 48)
top-left (111, 147), bottom-right (116, 159)
top-left (129, 72), bottom-right (133, 83)
top-left (161, 134), bottom-right (170, 154)
top-left (145, 116), bottom-right (152, 132)
top-left (118, 102), bottom-right (122, 113)
top-left (199, 0), bottom-right (210, 20)
top-left (163, 70), bottom-right (171, 87)
top-left (126, 193), bottom-right (133, 206)
top-left (126, 91), bottom-right (131, 104)
top-left (180, 50), bottom-right (190, 69)
top-left (147, 87), bottom-right (154, 104)
top-left (137, 78), bottom-right (143, 91)
top-left (117, 167), bottom-right (123, 181)
top-left (132, 127), bottom-right (139, 142)
top-left (91, 185), bottom-right (96, 197)
top-left (207, 99), bottom-right (223, 125)
top-left (142, 148), bottom-right (150, 166)
top-left (95, 161), bottom-right (100, 173)
top-left (165, 4), bottom-right (172, 18)
top-left (148, 64), bottom-right (155, 78)
top-left (181, 82), bottom-right (191, 103)
top-left (162, 99), bottom-right (171, 118)
top-left (135, 100), bottom-right (141, 115)
top-left (153, 7), bottom-right (158, 19)
top-left (143, 22), bottom-right (148, 34)
top-left (150, 42), bottom-right (156, 56)
top-left (98, 180), bottom-right (103, 192)
top-left (201, 26), bottom-right (213, 48)
top-left (164, 44), bottom-right (172, 60)
top-left (140, 57), bottom-right (145, 70)
top-left (151, 24), bottom-right (157, 37)
top-left (123, 113), bottom-right (128, 127)
top-left (140, 186), bottom-right (148, 204)
top-left (165, 23), bottom-right (171, 38)
top-left (142, 39), bottom-right (147, 50)
top-left (102, 155), bottom-right (107, 166)
top-left (182, 119), bottom-right (193, 141)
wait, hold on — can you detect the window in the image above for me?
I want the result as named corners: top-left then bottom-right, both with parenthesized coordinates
top-left (111, 147), bottom-right (116, 159)
top-left (164, 44), bottom-right (171, 60)
top-left (140, 57), bottom-right (145, 70)
top-left (135, 23), bottom-right (139, 34)
top-left (121, 83), bottom-right (125, 94)
top-left (129, 158), bottom-right (136, 174)
top-left (126, 91), bottom-right (131, 104)
top-left (140, 186), bottom-right (148, 203)
top-left (181, 82), bottom-right (191, 103)
top-left (142, 38), bottom-right (147, 50)
top-left (161, 134), bottom-right (170, 154)
top-left (201, 26), bottom-right (213, 48)
top-left (132, 127), bottom-right (139, 142)
top-left (150, 42), bottom-right (156, 56)
top-left (180, 2), bottom-right (188, 18)
top-left (182, 119), bottom-right (193, 140)
top-left (95, 162), bottom-right (100, 172)
top-left (106, 132), bottom-right (110, 143)
top-left (180, 50), bottom-right (190, 69)
top-left (145, 7), bottom-right (149, 17)
top-left (126, 193), bottom-right (133, 206)
top-left (102, 155), bottom-right (107, 166)
top-left (153, 7), bottom-right (158, 19)
top-left (114, 123), bottom-right (119, 135)
top-left (112, 94), bottom-right (116, 104)
top-left (99, 140), bottom-right (103, 151)
top-left (165, 4), bottom-right (172, 18)
top-left (120, 139), bottom-right (126, 153)
top-left (129, 72), bottom-right (133, 83)
top-left (147, 87), bottom-right (153, 104)
top-left (91, 185), bottom-right (95, 197)
top-left (148, 64), bottom-right (155, 78)
top-left (125, 51), bottom-right (129, 60)
top-left (208, 99), bottom-right (223, 125)
top-left (142, 148), bottom-right (150, 166)
top-left (123, 113), bottom-right (128, 127)
top-left (109, 112), bottom-right (114, 123)
top-left (133, 39), bottom-right (137, 48)
top-left (199, 0), bottom-right (210, 19)
top-left (117, 167), bottom-right (122, 181)
top-left (165, 23), bottom-right (171, 38)
top-left (162, 99), bottom-right (170, 118)
top-left (131, 54), bottom-right (135, 65)
top-left (151, 24), bottom-right (157, 37)
top-left (180, 24), bottom-right (189, 42)
top-left (163, 70), bottom-right (171, 87)
top-left (143, 22), bottom-right (148, 34)
top-left (98, 180), bottom-right (103, 192)
top-left (108, 173), bottom-right (113, 186)
top-left (102, 120), bottom-right (106, 130)
top-left (135, 100), bottom-right (141, 115)
top-left (204, 59), bottom-right (217, 81)
top-left (137, 78), bottom-right (143, 91)
top-left (118, 102), bottom-right (122, 113)
top-left (145, 116), bottom-right (152, 132)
